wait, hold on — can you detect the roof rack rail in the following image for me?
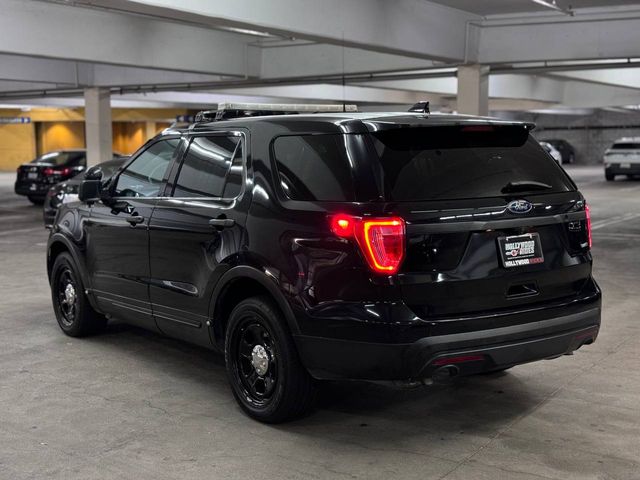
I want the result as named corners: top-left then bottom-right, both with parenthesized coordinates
top-left (194, 102), bottom-right (358, 122)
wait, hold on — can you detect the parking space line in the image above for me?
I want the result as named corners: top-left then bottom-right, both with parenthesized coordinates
top-left (591, 213), bottom-right (640, 231)
top-left (0, 226), bottom-right (44, 237)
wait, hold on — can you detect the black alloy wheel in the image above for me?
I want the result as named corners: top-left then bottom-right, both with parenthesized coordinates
top-left (51, 252), bottom-right (107, 337)
top-left (225, 296), bottom-right (316, 423)
top-left (232, 320), bottom-right (279, 406)
top-left (56, 267), bottom-right (78, 328)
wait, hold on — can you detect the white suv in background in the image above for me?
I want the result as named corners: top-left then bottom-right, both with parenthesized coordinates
top-left (540, 141), bottom-right (563, 165)
top-left (604, 138), bottom-right (640, 181)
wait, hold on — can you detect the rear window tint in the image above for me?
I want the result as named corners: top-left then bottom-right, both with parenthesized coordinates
top-left (32, 151), bottom-right (85, 166)
top-left (612, 143), bottom-right (640, 150)
top-left (273, 134), bottom-right (355, 201)
top-left (371, 126), bottom-right (573, 201)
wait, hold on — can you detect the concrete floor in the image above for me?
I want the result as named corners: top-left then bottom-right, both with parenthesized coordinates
top-left (0, 167), bottom-right (639, 480)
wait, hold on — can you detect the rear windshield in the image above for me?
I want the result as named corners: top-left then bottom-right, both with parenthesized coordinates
top-left (31, 151), bottom-right (85, 166)
top-left (611, 143), bottom-right (640, 150)
top-left (371, 126), bottom-right (573, 201)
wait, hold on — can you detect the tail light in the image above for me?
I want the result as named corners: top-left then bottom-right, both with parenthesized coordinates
top-left (330, 214), bottom-right (406, 274)
top-left (43, 167), bottom-right (71, 176)
top-left (585, 203), bottom-right (592, 248)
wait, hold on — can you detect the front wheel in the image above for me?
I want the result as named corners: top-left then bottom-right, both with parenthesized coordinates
top-left (605, 172), bottom-right (615, 181)
top-left (225, 296), bottom-right (316, 423)
top-left (51, 252), bottom-right (107, 337)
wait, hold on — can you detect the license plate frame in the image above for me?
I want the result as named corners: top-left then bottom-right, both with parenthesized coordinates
top-left (498, 233), bottom-right (544, 268)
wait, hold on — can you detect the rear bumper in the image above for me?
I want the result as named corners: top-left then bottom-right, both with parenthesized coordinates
top-left (14, 180), bottom-right (50, 197)
top-left (295, 300), bottom-right (601, 381)
top-left (605, 164), bottom-right (640, 176)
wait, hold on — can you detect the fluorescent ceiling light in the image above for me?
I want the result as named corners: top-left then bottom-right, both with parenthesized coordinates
top-left (218, 26), bottom-right (273, 37)
top-left (531, 0), bottom-right (574, 15)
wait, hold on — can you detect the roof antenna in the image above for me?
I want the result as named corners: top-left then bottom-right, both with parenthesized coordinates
top-left (409, 101), bottom-right (430, 115)
top-left (342, 31), bottom-right (346, 113)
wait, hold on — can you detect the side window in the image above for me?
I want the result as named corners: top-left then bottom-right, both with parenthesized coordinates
top-left (173, 135), bottom-right (242, 198)
top-left (66, 152), bottom-right (86, 167)
top-left (273, 134), bottom-right (356, 201)
top-left (114, 139), bottom-right (179, 197)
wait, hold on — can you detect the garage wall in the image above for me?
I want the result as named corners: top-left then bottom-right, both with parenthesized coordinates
top-left (113, 122), bottom-right (146, 155)
top-left (36, 121), bottom-right (85, 155)
top-left (0, 123), bottom-right (36, 170)
top-left (517, 111), bottom-right (640, 165)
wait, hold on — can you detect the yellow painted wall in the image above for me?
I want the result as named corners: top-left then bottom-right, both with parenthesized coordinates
top-left (113, 122), bottom-right (146, 155)
top-left (39, 122), bottom-right (85, 154)
top-left (0, 107), bottom-right (196, 171)
top-left (0, 124), bottom-right (36, 170)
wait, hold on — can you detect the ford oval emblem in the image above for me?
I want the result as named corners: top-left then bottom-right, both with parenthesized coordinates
top-left (507, 199), bottom-right (533, 214)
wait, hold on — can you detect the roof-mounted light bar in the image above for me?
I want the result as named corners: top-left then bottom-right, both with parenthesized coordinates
top-left (195, 102), bottom-right (358, 123)
top-left (530, 0), bottom-right (573, 16)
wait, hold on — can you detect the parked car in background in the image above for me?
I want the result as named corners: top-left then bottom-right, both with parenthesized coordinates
top-left (43, 157), bottom-right (127, 227)
top-left (15, 149), bottom-right (127, 204)
top-left (15, 150), bottom-right (88, 204)
top-left (540, 141), bottom-right (563, 165)
top-left (604, 138), bottom-right (640, 181)
top-left (542, 139), bottom-right (575, 164)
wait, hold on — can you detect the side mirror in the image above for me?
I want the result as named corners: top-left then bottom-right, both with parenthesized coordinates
top-left (78, 179), bottom-right (102, 202)
top-left (84, 167), bottom-right (103, 181)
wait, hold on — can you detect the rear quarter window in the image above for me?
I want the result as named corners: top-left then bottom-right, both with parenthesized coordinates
top-left (612, 143), bottom-right (640, 150)
top-left (273, 134), bottom-right (356, 201)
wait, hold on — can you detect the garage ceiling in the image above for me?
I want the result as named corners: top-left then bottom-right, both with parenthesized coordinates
top-left (2, 0), bottom-right (640, 112)
top-left (429, 0), bottom-right (640, 15)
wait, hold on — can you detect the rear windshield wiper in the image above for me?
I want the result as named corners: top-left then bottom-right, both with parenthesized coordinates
top-left (501, 181), bottom-right (553, 193)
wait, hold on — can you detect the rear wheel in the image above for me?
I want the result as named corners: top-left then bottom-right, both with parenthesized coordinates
top-left (51, 252), bottom-right (107, 337)
top-left (225, 296), bottom-right (316, 423)
top-left (605, 172), bottom-right (615, 181)
top-left (28, 195), bottom-right (44, 205)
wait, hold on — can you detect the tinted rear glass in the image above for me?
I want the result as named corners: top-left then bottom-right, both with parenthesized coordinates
top-left (371, 126), bottom-right (573, 201)
top-left (31, 151), bottom-right (85, 166)
top-left (273, 134), bottom-right (355, 201)
top-left (612, 143), bottom-right (640, 150)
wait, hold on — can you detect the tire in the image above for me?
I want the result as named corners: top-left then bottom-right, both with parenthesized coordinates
top-left (605, 173), bottom-right (615, 181)
top-left (50, 252), bottom-right (107, 337)
top-left (225, 296), bottom-right (316, 423)
top-left (28, 195), bottom-right (45, 205)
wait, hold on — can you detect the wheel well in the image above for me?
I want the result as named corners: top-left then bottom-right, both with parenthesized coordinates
top-left (213, 277), bottom-right (273, 345)
top-left (47, 241), bottom-right (70, 277)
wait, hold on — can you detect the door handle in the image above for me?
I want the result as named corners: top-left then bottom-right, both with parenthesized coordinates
top-left (209, 218), bottom-right (235, 228)
top-left (126, 215), bottom-right (144, 226)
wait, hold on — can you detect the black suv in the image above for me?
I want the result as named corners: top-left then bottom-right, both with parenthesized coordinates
top-left (47, 104), bottom-right (601, 423)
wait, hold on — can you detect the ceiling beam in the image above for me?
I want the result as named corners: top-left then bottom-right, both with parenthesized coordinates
top-left (68, 0), bottom-right (480, 61)
top-left (260, 44), bottom-right (438, 79)
top-left (0, 0), bottom-right (257, 77)
top-left (478, 7), bottom-right (640, 63)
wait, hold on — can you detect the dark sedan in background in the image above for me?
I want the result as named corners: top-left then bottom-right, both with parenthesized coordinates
top-left (15, 150), bottom-right (88, 204)
top-left (15, 149), bottom-right (127, 204)
top-left (43, 157), bottom-right (126, 227)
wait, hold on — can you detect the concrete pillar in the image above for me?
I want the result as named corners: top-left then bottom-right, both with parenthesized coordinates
top-left (84, 88), bottom-right (112, 166)
top-left (457, 64), bottom-right (490, 116)
top-left (145, 121), bottom-right (157, 141)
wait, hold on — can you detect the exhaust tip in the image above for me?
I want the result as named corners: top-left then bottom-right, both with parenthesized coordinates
top-left (432, 364), bottom-right (460, 384)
